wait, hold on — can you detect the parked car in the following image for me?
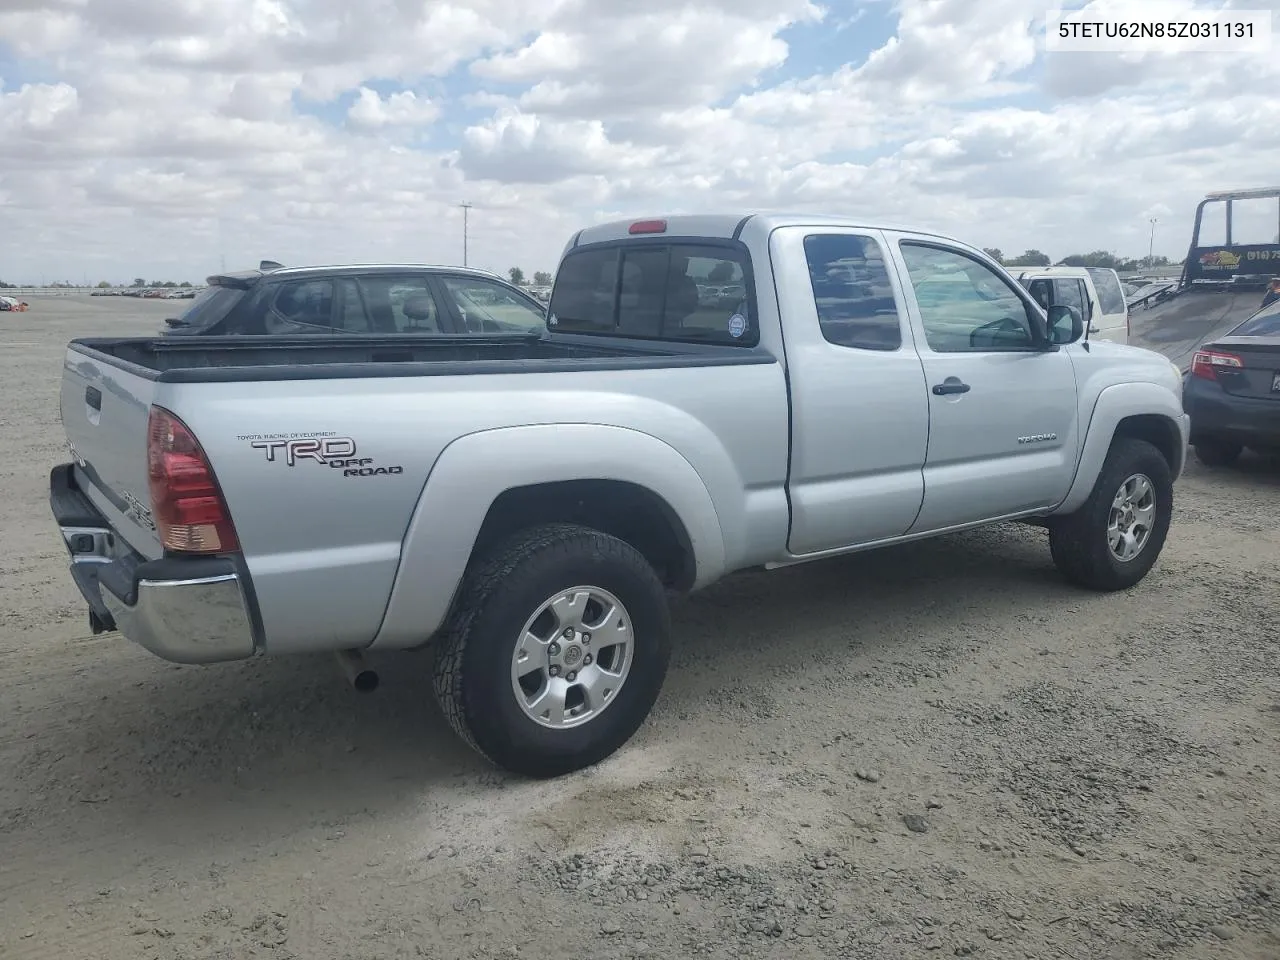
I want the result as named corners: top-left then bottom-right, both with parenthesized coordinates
top-left (50, 214), bottom-right (1188, 778)
top-left (1182, 298), bottom-right (1280, 465)
top-left (160, 263), bottom-right (548, 336)
top-left (1013, 266), bottom-right (1130, 344)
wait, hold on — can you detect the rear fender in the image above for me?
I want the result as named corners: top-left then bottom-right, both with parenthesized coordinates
top-left (369, 424), bottom-right (726, 650)
top-left (1053, 382), bottom-right (1189, 515)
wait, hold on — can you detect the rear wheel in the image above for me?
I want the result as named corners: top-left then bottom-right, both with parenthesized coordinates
top-left (1048, 438), bottom-right (1173, 592)
top-left (432, 523), bottom-right (671, 778)
top-left (1193, 438), bottom-right (1242, 467)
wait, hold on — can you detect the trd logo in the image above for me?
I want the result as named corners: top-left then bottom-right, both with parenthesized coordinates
top-left (251, 437), bottom-right (356, 466)
top-left (249, 436), bottom-right (404, 477)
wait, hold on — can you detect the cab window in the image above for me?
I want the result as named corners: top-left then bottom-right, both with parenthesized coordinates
top-left (549, 243), bottom-right (757, 345)
top-left (802, 233), bottom-right (902, 350)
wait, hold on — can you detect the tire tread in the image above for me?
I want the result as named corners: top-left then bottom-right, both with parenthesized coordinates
top-left (431, 523), bottom-right (668, 776)
top-left (1049, 437), bottom-right (1173, 592)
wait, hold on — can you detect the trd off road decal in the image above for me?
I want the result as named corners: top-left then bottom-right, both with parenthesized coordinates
top-left (238, 433), bottom-right (404, 477)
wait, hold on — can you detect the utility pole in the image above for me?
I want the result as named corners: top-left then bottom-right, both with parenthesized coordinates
top-left (1148, 217), bottom-right (1158, 267)
top-left (459, 202), bottom-right (473, 266)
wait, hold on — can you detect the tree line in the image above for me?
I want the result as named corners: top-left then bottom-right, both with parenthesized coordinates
top-left (506, 268), bottom-right (553, 286)
top-left (982, 248), bottom-right (1175, 271)
top-left (0, 279), bottom-right (198, 288)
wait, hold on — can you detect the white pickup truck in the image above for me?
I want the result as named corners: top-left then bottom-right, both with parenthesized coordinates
top-left (50, 214), bottom-right (1189, 777)
top-left (1015, 265), bottom-right (1131, 345)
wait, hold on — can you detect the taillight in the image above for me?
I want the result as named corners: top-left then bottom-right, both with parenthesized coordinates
top-left (1190, 348), bottom-right (1243, 381)
top-left (146, 406), bottom-right (239, 553)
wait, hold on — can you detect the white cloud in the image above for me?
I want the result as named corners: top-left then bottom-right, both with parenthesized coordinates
top-left (0, 0), bottom-right (1277, 283)
top-left (346, 87), bottom-right (439, 129)
top-left (0, 82), bottom-right (81, 134)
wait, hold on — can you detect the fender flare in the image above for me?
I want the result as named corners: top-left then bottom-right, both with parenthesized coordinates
top-left (1054, 381), bottom-right (1189, 515)
top-left (369, 423), bottom-right (727, 650)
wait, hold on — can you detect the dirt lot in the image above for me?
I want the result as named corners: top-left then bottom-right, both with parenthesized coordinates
top-left (2, 297), bottom-right (1278, 960)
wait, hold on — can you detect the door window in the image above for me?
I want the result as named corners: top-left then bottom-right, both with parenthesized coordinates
top-left (1086, 268), bottom-right (1126, 316)
top-left (357, 275), bottom-right (443, 333)
top-left (1025, 276), bottom-right (1087, 340)
top-left (1026, 278), bottom-right (1052, 311)
top-left (1053, 278), bottom-right (1087, 317)
top-left (439, 276), bottom-right (546, 333)
top-left (802, 234), bottom-right (902, 350)
top-left (900, 243), bottom-right (1037, 352)
top-left (265, 280), bottom-right (335, 333)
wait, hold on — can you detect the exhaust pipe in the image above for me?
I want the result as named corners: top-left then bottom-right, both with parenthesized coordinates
top-left (335, 648), bottom-right (379, 692)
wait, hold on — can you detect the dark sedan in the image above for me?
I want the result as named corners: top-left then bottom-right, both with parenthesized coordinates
top-left (161, 262), bottom-right (548, 337)
top-left (1183, 299), bottom-right (1280, 465)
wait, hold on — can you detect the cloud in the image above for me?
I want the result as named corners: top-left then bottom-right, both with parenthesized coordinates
top-left (471, 0), bottom-right (822, 119)
top-left (346, 87), bottom-right (440, 129)
top-left (0, 0), bottom-right (1277, 283)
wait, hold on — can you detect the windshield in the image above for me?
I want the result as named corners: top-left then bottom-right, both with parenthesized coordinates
top-left (1230, 300), bottom-right (1280, 337)
top-left (173, 284), bottom-right (245, 331)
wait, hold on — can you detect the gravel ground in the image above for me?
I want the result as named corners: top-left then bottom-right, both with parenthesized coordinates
top-left (1, 297), bottom-right (1278, 960)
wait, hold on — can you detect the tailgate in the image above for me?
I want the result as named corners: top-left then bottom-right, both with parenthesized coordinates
top-left (60, 345), bottom-right (165, 559)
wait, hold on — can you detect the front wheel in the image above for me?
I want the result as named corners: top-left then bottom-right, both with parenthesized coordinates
top-left (1048, 438), bottom-right (1173, 592)
top-left (432, 523), bottom-right (672, 778)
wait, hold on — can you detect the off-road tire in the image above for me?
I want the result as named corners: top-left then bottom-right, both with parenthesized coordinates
top-left (431, 523), bottom-right (671, 778)
top-left (1048, 437), bottom-right (1173, 592)
top-left (1193, 438), bottom-right (1242, 467)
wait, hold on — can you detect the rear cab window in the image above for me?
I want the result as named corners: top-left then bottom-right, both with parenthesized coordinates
top-left (548, 241), bottom-right (757, 346)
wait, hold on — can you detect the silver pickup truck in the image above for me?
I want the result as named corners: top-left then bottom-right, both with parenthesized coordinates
top-left (51, 214), bottom-right (1189, 778)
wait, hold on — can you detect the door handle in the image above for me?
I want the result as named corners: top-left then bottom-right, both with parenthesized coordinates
top-left (85, 386), bottom-right (102, 410)
top-left (932, 379), bottom-right (970, 396)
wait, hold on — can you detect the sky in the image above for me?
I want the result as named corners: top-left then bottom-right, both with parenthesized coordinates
top-left (1, 0), bottom-right (1278, 285)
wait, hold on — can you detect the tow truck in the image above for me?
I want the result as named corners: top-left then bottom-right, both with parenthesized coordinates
top-left (1131, 187), bottom-right (1280, 372)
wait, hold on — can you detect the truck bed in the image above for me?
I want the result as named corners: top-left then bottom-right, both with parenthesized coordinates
top-left (68, 333), bottom-right (772, 383)
top-left (1130, 288), bottom-right (1265, 371)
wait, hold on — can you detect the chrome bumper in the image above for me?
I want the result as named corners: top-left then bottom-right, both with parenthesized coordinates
top-left (98, 572), bottom-right (257, 665)
top-left (49, 462), bottom-right (258, 665)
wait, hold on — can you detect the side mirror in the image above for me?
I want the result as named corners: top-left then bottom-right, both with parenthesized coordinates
top-left (1046, 304), bottom-right (1084, 344)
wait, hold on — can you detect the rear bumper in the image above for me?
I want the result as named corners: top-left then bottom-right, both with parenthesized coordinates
top-left (1183, 378), bottom-right (1280, 447)
top-left (49, 463), bottom-right (258, 664)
